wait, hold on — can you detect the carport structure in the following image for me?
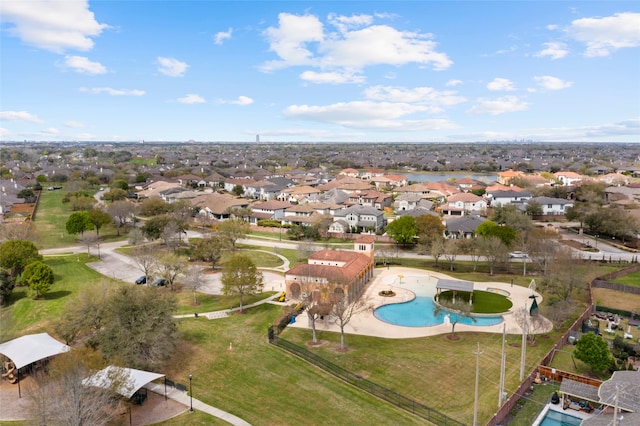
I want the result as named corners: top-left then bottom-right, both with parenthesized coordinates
top-left (0, 332), bottom-right (70, 397)
top-left (435, 279), bottom-right (474, 304)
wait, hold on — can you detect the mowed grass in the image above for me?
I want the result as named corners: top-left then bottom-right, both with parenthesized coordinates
top-left (611, 270), bottom-right (640, 287)
top-left (34, 188), bottom-right (126, 249)
top-left (173, 291), bottom-right (278, 316)
top-left (150, 305), bottom-right (430, 426)
top-left (439, 290), bottom-right (513, 314)
top-left (0, 254), bottom-right (117, 342)
top-left (280, 325), bottom-right (561, 425)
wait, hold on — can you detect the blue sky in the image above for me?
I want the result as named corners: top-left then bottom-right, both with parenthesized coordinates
top-left (1, 1), bottom-right (639, 143)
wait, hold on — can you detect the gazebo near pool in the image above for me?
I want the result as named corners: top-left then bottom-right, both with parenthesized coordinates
top-left (435, 279), bottom-right (474, 304)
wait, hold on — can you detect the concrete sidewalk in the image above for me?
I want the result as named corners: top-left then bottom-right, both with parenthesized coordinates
top-left (146, 382), bottom-right (251, 425)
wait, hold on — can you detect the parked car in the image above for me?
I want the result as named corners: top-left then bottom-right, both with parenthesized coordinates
top-left (135, 276), bottom-right (147, 285)
top-left (509, 251), bottom-right (529, 258)
top-left (151, 278), bottom-right (167, 287)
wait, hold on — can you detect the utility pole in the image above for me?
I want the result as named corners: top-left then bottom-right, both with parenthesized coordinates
top-left (473, 342), bottom-right (483, 426)
top-left (520, 304), bottom-right (528, 381)
top-left (499, 323), bottom-right (506, 407)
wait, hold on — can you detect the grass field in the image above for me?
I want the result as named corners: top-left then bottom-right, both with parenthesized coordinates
top-left (610, 270), bottom-right (640, 287)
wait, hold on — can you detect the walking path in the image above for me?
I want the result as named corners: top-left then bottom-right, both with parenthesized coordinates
top-left (145, 382), bottom-right (251, 426)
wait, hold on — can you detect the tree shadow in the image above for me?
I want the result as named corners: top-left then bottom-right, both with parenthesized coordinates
top-left (44, 290), bottom-right (72, 300)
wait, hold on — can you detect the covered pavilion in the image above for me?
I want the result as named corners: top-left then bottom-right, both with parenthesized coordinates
top-left (435, 278), bottom-right (474, 304)
top-left (82, 365), bottom-right (166, 404)
top-left (0, 333), bottom-right (70, 397)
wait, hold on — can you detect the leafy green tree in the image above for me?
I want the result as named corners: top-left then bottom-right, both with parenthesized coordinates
top-left (156, 253), bottom-right (185, 290)
top-left (17, 188), bottom-right (37, 202)
top-left (574, 332), bottom-right (613, 374)
top-left (98, 286), bottom-right (178, 371)
top-left (87, 208), bottom-right (111, 236)
top-left (139, 197), bottom-right (170, 216)
top-left (221, 254), bottom-right (264, 312)
top-left (0, 239), bottom-right (42, 278)
top-left (475, 220), bottom-right (517, 246)
top-left (66, 211), bottom-right (94, 237)
top-left (101, 188), bottom-right (127, 202)
top-left (111, 179), bottom-right (129, 190)
top-left (191, 236), bottom-right (225, 269)
top-left (0, 268), bottom-right (16, 305)
top-left (36, 174), bottom-right (47, 183)
top-left (385, 216), bottom-right (417, 245)
top-left (22, 260), bottom-right (54, 299)
top-left (217, 218), bottom-right (250, 250)
top-left (231, 184), bottom-right (243, 196)
top-left (415, 214), bottom-right (445, 249)
top-left (141, 215), bottom-right (184, 240)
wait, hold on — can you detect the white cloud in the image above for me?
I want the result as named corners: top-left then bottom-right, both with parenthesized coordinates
top-left (63, 55), bottom-right (107, 74)
top-left (487, 78), bottom-right (516, 91)
top-left (230, 96), bottom-right (254, 106)
top-left (261, 13), bottom-right (452, 74)
top-left (261, 13), bottom-right (324, 71)
top-left (157, 57), bottom-right (189, 77)
top-left (535, 42), bottom-right (569, 59)
top-left (64, 120), bottom-right (84, 128)
top-left (177, 94), bottom-right (206, 104)
top-left (0, 0), bottom-right (108, 53)
top-left (534, 75), bottom-right (573, 91)
top-left (41, 127), bottom-right (60, 135)
top-left (467, 96), bottom-right (529, 115)
top-left (327, 13), bottom-right (374, 33)
top-left (566, 12), bottom-right (640, 57)
top-left (446, 79), bottom-right (463, 87)
top-left (300, 70), bottom-right (365, 85)
top-left (214, 28), bottom-right (232, 45)
top-left (80, 87), bottom-right (145, 96)
top-left (0, 128), bottom-right (10, 139)
top-left (0, 111), bottom-right (44, 123)
top-left (364, 85), bottom-right (466, 113)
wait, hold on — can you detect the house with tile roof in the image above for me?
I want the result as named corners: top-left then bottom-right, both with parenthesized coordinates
top-left (346, 190), bottom-right (392, 209)
top-left (497, 170), bottom-right (524, 185)
top-left (191, 192), bottom-right (251, 221)
top-left (277, 185), bottom-right (322, 203)
top-left (486, 188), bottom-right (532, 207)
top-left (554, 171), bottom-right (584, 186)
top-left (285, 236), bottom-right (375, 302)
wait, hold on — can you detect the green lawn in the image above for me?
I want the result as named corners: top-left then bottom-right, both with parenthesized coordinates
top-left (439, 290), bottom-right (513, 314)
top-left (508, 381), bottom-right (560, 426)
top-left (174, 291), bottom-right (278, 316)
top-left (0, 254), bottom-right (117, 342)
top-left (34, 188), bottom-right (127, 249)
top-left (611, 270), bottom-right (640, 287)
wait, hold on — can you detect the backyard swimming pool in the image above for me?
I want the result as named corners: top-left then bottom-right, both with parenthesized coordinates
top-left (534, 407), bottom-right (582, 426)
top-left (373, 276), bottom-right (503, 327)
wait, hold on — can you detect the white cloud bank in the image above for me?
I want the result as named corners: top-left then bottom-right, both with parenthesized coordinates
top-left (63, 55), bottom-right (107, 74)
top-left (157, 57), bottom-right (189, 77)
top-left (80, 87), bottom-right (145, 96)
top-left (0, 0), bottom-right (108, 53)
top-left (0, 111), bottom-right (44, 123)
top-left (567, 12), bottom-right (640, 57)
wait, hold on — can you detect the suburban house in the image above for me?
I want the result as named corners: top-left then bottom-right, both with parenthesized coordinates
top-left (554, 171), bottom-right (584, 187)
top-left (346, 190), bottom-right (392, 210)
top-left (527, 197), bottom-right (574, 216)
top-left (249, 200), bottom-right (293, 224)
top-left (445, 215), bottom-right (487, 239)
top-left (497, 170), bottom-right (524, 185)
top-left (223, 177), bottom-right (256, 196)
top-left (282, 204), bottom-right (333, 227)
top-left (394, 193), bottom-right (425, 211)
top-left (137, 180), bottom-right (182, 199)
top-left (284, 236), bottom-right (375, 302)
top-left (454, 177), bottom-right (487, 193)
top-left (191, 192), bottom-right (251, 221)
top-left (439, 192), bottom-right (487, 216)
top-left (329, 205), bottom-right (386, 233)
top-left (277, 185), bottom-right (322, 203)
top-left (486, 189), bottom-right (532, 207)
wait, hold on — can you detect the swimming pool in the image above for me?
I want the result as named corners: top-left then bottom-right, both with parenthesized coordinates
top-left (536, 408), bottom-right (582, 426)
top-left (374, 296), bottom-right (503, 327)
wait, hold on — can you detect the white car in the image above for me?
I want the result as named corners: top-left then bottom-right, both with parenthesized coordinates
top-left (509, 251), bottom-right (529, 258)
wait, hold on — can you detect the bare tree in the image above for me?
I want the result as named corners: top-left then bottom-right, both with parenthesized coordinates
top-left (54, 281), bottom-right (111, 345)
top-left (161, 220), bottom-right (182, 251)
top-left (374, 243), bottom-right (397, 268)
top-left (528, 228), bottom-right (559, 276)
top-left (300, 284), bottom-right (334, 343)
top-left (330, 293), bottom-right (371, 350)
top-left (106, 200), bottom-right (136, 236)
top-left (0, 221), bottom-right (39, 244)
top-left (217, 218), bottom-right (249, 250)
top-left (132, 244), bottom-right (158, 285)
top-left (430, 236), bottom-right (445, 266)
top-left (442, 238), bottom-right (458, 271)
top-left (458, 238), bottom-right (481, 272)
top-left (184, 265), bottom-right (204, 305)
top-left (433, 298), bottom-right (476, 339)
top-left (25, 347), bottom-right (127, 426)
top-left (78, 233), bottom-right (99, 257)
top-left (479, 236), bottom-right (508, 275)
top-left (297, 240), bottom-right (316, 262)
top-left (156, 253), bottom-right (185, 290)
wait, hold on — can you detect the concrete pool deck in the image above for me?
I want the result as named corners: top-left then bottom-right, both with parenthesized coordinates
top-left (287, 266), bottom-right (553, 339)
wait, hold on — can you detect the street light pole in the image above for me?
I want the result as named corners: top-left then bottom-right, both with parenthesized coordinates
top-left (189, 374), bottom-right (193, 413)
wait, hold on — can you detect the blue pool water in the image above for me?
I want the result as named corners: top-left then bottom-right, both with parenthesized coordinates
top-left (374, 296), bottom-right (503, 327)
top-left (538, 409), bottom-right (582, 426)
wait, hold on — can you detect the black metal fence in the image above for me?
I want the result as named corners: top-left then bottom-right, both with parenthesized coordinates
top-left (268, 327), bottom-right (466, 426)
